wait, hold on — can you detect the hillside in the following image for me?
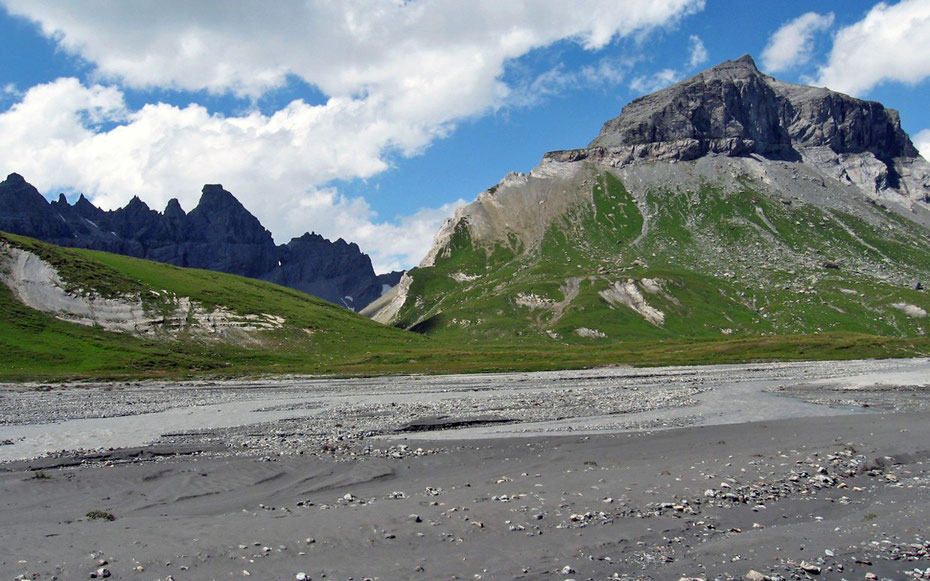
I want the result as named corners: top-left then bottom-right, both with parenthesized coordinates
top-left (0, 231), bottom-right (424, 379)
top-left (364, 56), bottom-right (930, 344)
top-left (6, 230), bottom-right (930, 380)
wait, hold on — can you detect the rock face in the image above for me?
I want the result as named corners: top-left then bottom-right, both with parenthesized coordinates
top-left (583, 55), bottom-right (929, 201)
top-left (0, 240), bottom-right (285, 342)
top-left (367, 55), bottom-right (930, 341)
top-left (0, 177), bottom-right (397, 309)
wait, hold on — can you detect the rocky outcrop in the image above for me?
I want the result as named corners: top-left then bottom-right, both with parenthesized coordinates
top-left (0, 240), bottom-right (285, 342)
top-left (583, 55), bottom-right (930, 207)
top-left (0, 175), bottom-right (398, 310)
top-left (590, 56), bottom-right (793, 160)
top-left (261, 232), bottom-right (389, 310)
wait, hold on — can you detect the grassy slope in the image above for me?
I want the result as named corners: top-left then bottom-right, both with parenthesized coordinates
top-left (0, 231), bottom-right (429, 379)
top-left (391, 170), bottom-right (930, 345)
top-left (2, 226), bottom-right (930, 381)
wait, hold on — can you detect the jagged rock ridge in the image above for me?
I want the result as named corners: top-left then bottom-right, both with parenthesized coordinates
top-left (0, 175), bottom-right (401, 309)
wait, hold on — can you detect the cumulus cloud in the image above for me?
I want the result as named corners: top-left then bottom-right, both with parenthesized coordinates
top-left (0, 78), bottom-right (455, 271)
top-left (761, 11), bottom-right (834, 73)
top-left (687, 35), bottom-right (708, 68)
top-left (816, 0), bottom-right (930, 95)
top-left (0, 0), bottom-right (705, 268)
top-left (915, 129), bottom-right (930, 160)
top-left (3, 1), bottom-right (705, 99)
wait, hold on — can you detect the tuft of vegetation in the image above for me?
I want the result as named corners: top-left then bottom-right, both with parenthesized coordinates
top-left (86, 510), bottom-right (115, 521)
top-left (31, 470), bottom-right (51, 480)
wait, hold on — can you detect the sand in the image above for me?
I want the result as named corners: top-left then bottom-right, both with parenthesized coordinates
top-left (2, 358), bottom-right (930, 580)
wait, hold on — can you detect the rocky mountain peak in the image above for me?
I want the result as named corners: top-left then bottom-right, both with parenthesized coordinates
top-left (0, 172), bottom-right (56, 213)
top-left (163, 198), bottom-right (186, 219)
top-left (72, 193), bottom-right (103, 219)
top-left (589, 55), bottom-right (791, 159)
top-left (4, 173), bottom-right (26, 185)
top-left (587, 54), bottom-right (922, 169)
top-left (124, 196), bottom-right (151, 211)
top-left (196, 184), bottom-right (245, 213)
top-left (572, 54), bottom-right (929, 204)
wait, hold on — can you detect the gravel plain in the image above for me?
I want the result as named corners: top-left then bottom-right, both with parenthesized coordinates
top-left (2, 358), bottom-right (930, 580)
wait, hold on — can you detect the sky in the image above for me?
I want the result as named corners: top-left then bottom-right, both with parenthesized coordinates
top-left (0, 1), bottom-right (928, 273)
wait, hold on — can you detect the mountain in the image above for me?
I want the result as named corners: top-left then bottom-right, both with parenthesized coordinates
top-left (0, 177), bottom-right (401, 309)
top-left (364, 55), bottom-right (930, 342)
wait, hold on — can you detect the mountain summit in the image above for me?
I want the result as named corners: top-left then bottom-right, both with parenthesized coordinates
top-left (561, 55), bottom-right (926, 201)
top-left (364, 56), bottom-right (930, 342)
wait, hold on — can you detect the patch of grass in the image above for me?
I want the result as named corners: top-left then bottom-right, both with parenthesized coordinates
top-left (31, 470), bottom-right (51, 480)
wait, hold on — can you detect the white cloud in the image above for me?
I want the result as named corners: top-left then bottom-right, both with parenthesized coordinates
top-left (915, 129), bottom-right (930, 160)
top-left (510, 57), bottom-right (636, 107)
top-left (816, 0), bottom-right (930, 95)
top-left (3, 1), bottom-right (704, 99)
top-left (625, 34), bottom-right (704, 97)
top-left (761, 11), bottom-right (834, 73)
top-left (687, 35), bottom-right (708, 68)
top-left (0, 0), bottom-right (705, 268)
top-left (0, 78), bottom-right (455, 270)
top-left (630, 68), bottom-right (681, 94)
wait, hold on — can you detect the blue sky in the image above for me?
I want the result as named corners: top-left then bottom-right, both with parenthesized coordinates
top-left (0, 1), bottom-right (928, 272)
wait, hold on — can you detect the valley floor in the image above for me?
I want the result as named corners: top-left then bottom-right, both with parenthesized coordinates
top-left (2, 359), bottom-right (930, 580)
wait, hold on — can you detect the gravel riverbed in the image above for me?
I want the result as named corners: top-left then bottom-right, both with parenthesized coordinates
top-left (2, 358), bottom-right (930, 580)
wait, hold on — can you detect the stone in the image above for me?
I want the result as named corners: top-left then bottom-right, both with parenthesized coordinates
top-left (799, 561), bottom-right (821, 574)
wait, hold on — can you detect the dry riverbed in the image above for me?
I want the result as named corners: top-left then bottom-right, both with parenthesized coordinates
top-left (2, 358), bottom-right (930, 580)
